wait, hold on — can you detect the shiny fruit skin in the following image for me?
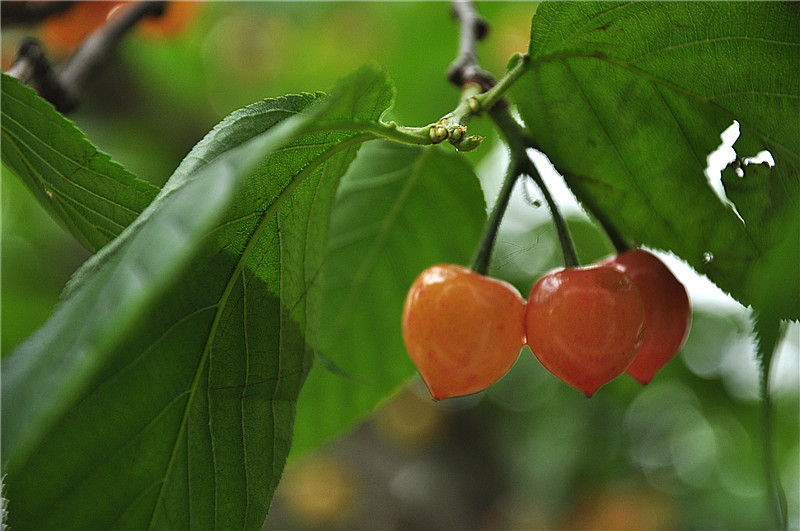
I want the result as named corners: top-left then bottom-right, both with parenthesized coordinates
top-left (525, 266), bottom-right (645, 397)
top-left (402, 265), bottom-right (526, 400)
top-left (602, 250), bottom-right (691, 384)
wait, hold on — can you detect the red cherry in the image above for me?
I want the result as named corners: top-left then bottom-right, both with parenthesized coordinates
top-left (525, 265), bottom-right (645, 397)
top-left (402, 264), bottom-right (526, 400)
top-left (601, 249), bottom-right (691, 384)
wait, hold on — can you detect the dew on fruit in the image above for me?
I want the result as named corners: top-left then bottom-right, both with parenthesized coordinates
top-left (702, 252), bottom-right (714, 264)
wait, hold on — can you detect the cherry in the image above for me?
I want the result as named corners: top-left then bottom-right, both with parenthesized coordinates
top-left (601, 249), bottom-right (691, 384)
top-left (402, 264), bottom-right (526, 400)
top-left (525, 265), bottom-right (645, 397)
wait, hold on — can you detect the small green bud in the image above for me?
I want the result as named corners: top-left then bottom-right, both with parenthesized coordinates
top-left (456, 135), bottom-right (483, 152)
top-left (448, 125), bottom-right (466, 144)
top-left (429, 124), bottom-right (448, 143)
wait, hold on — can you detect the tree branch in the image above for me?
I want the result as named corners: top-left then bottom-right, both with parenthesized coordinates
top-left (448, 0), bottom-right (495, 90)
top-left (1, 1), bottom-right (74, 26)
top-left (6, 1), bottom-right (166, 113)
top-left (6, 38), bottom-right (70, 107)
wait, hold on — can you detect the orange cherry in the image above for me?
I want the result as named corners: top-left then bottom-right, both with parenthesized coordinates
top-left (402, 264), bottom-right (526, 400)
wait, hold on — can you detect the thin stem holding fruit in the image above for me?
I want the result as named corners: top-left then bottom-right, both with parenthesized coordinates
top-left (522, 159), bottom-right (580, 268)
top-left (756, 314), bottom-right (789, 531)
top-left (761, 375), bottom-right (789, 531)
top-left (471, 163), bottom-right (520, 275)
top-left (490, 103), bottom-right (580, 268)
top-left (589, 207), bottom-right (634, 254)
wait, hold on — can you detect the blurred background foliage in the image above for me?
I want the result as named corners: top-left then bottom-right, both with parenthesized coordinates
top-left (1, 2), bottom-right (797, 529)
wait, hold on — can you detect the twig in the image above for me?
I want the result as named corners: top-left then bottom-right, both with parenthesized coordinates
top-left (471, 129), bottom-right (519, 274)
top-left (1, 2), bottom-right (74, 26)
top-left (447, 1), bottom-right (579, 269)
top-left (6, 38), bottom-right (74, 109)
top-left (448, 0), bottom-right (495, 90)
top-left (6, 1), bottom-right (166, 113)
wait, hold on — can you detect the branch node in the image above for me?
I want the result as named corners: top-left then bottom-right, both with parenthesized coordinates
top-left (8, 37), bottom-right (78, 112)
top-left (467, 96), bottom-right (481, 113)
top-left (5, 1), bottom-right (167, 114)
top-left (448, 125), bottom-right (466, 143)
top-left (448, 0), bottom-right (497, 90)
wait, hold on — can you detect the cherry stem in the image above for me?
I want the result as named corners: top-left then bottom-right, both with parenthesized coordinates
top-left (591, 208), bottom-right (634, 254)
top-left (761, 375), bottom-right (789, 531)
top-left (489, 103), bottom-right (580, 268)
top-left (471, 160), bottom-right (519, 275)
top-left (756, 314), bottom-right (789, 531)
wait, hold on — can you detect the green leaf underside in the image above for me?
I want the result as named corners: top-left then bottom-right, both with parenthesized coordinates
top-left (292, 140), bottom-right (487, 457)
top-left (1, 73), bottom-right (160, 253)
top-left (513, 1), bottom-right (799, 319)
top-left (2, 64), bottom-right (393, 529)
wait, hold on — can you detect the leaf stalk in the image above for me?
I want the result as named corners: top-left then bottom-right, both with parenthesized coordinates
top-left (756, 314), bottom-right (789, 531)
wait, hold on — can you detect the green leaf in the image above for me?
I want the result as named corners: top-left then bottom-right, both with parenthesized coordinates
top-left (512, 2), bottom-right (799, 319)
top-left (0, 73), bottom-right (160, 252)
top-left (722, 160), bottom-right (799, 321)
top-left (291, 140), bottom-right (487, 456)
top-left (2, 63), bottom-right (393, 529)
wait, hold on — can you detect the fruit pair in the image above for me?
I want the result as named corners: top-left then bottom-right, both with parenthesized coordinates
top-left (527, 250), bottom-right (691, 395)
top-left (402, 250), bottom-right (690, 400)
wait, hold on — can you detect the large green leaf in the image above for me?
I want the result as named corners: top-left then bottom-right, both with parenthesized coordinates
top-left (292, 140), bottom-right (486, 456)
top-left (511, 2), bottom-right (799, 319)
top-left (2, 64), bottom-right (393, 529)
top-left (1, 73), bottom-right (160, 252)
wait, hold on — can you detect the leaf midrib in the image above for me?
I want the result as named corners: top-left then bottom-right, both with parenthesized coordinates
top-left (147, 132), bottom-right (374, 529)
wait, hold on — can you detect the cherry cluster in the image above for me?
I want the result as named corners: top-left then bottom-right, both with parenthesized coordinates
top-left (402, 249), bottom-right (691, 400)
